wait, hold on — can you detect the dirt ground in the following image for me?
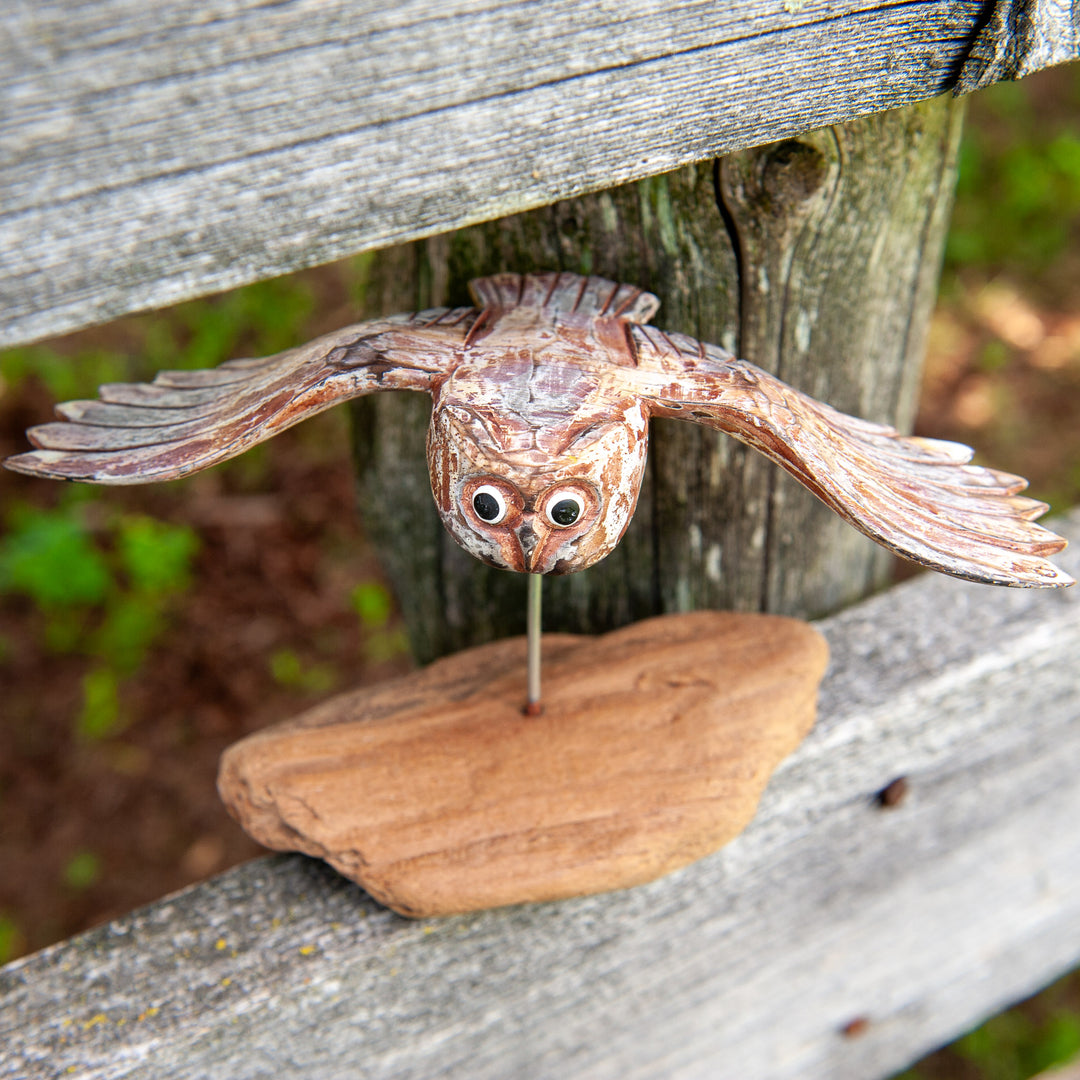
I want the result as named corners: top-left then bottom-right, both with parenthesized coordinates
top-left (0, 392), bottom-right (415, 957)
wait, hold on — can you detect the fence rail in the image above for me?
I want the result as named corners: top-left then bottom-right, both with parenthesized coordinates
top-left (1, 0), bottom-right (1077, 347)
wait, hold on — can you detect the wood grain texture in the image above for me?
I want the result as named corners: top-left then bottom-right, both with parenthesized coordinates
top-left (3, 509), bottom-right (1078, 1080)
top-left (352, 96), bottom-right (967, 661)
top-left (218, 612), bottom-right (829, 916)
top-left (958, 0), bottom-right (1080, 92)
top-left (716, 105), bottom-right (968, 616)
top-left (2, 0), bottom-right (1076, 347)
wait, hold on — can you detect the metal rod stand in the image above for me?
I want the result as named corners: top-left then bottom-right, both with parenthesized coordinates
top-left (525, 573), bottom-right (543, 715)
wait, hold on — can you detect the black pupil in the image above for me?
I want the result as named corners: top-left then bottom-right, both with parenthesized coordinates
top-left (550, 498), bottom-right (581, 526)
top-left (474, 491), bottom-right (501, 521)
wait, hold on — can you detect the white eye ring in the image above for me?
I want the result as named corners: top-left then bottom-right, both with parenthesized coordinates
top-left (471, 484), bottom-right (508, 525)
top-left (545, 491), bottom-right (585, 528)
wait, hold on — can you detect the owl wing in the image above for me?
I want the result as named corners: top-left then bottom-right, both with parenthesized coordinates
top-left (4, 308), bottom-right (476, 484)
top-left (623, 326), bottom-right (1072, 588)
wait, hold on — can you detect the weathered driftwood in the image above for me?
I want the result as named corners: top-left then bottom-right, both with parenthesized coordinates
top-left (218, 612), bottom-right (828, 916)
top-left (2, 1), bottom-right (1077, 347)
top-left (3, 509), bottom-right (1078, 1080)
top-left (352, 97), bottom-right (968, 659)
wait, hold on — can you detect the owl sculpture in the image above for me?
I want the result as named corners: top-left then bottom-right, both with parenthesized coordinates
top-left (5, 272), bottom-right (1072, 587)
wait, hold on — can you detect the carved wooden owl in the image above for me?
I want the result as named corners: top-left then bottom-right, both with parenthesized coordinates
top-left (6, 272), bottom-right (1072, 587)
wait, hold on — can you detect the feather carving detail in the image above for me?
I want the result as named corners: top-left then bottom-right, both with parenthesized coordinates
top-left (5, 271), bottom-right (1071, 587)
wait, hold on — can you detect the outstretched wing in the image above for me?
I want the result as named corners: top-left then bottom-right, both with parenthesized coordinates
top-left (624, 326), bottom-right (1072, 588)
top-left (5, 308), bottom-right (476, 484)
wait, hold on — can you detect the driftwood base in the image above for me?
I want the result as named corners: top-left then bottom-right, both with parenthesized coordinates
top-left (218, 611), bottom-right (828, 917)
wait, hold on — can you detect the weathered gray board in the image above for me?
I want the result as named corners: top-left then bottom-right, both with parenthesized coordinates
top-left (2, 0), bottom-right (1078, 348)
top-left (2, 512), bottom-right (1078, 1080)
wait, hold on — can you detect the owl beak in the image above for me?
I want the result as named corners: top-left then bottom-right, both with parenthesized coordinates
top-left (516, 521), bottom-right (540, 570)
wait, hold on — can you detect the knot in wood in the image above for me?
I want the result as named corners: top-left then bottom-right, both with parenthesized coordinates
top-left (758, 140), bottom-right (827, 211)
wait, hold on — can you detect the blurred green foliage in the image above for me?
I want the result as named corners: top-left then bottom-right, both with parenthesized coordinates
top-left (955, 1009), bottom-right (1080, 1079)
top-left (165, 276), bottom-right (315, 369)
top-left (0, 915), bottom-right (22, 965)
top-left (350, 581), bottom-right (393, 629)
top-left (0, 273), bottom-right (323, 734)
top-left (0, 500), bottom-right (112, 610)
top-left (350, 580), bottom-right (410, 661)
top-left (945, 71), bottom-right (1080, 287)
top-left (268, 648), bottom-right (337, 694)
top-left (62, 851), bottom-right (102, 891)
top-left (78, 667), bottom-right (122, 742)
top-left (0, 497), bottom-right (199, 738)
top-left (0, 275), bottom-right (315, 402)
top-left (0, 348), bottom-right (130, 407)
top-left (898, 975), bottom-right (1080, 1080)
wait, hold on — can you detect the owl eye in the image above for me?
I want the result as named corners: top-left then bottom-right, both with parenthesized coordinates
top-left (546, 491), bottom-right (585, 528)
top-left (472, 484), bottom-right (508, 524)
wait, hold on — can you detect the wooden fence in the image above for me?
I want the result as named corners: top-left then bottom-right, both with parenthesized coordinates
top-left (2, 0), bottom-right (1079, 1076)
top-left (3, 0), bottom-right (1077, 349)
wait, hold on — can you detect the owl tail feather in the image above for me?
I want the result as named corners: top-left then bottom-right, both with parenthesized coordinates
top-left (469, 272), bottom-right (660, 324)
top-left (733, 384), bottom-right (1073, 589)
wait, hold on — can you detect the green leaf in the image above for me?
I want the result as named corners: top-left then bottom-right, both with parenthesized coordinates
top-left (78, 667), bottom-right (123, 740)
top-left (63, 851), bottom-right (102, 890)
top-left (0, 505), bottom-right (111, 609)
top-left (115, 515), bottom-right (199, 596)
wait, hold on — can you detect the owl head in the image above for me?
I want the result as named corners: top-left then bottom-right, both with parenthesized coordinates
top-left (426, 395), bottom-right (650, 575)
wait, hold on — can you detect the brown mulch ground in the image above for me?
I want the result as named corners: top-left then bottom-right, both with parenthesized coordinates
top-left (0, 379), bottom-right (413, 958)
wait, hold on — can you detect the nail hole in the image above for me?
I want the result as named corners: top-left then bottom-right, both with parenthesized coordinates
top-left (877, 776), bottom-right (909, 809)
top-left (842, 1016), bottom-right (871, 1038)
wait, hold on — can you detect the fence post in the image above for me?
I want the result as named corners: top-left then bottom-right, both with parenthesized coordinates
top-left (350, 95), bottom-right (966, 662)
